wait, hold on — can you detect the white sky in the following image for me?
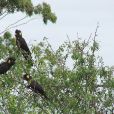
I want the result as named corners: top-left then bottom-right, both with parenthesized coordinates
top-left (0, 0), bottom-right (114, 66)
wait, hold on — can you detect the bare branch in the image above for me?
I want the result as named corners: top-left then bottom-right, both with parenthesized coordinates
top-left (8, 17), bottom-right (37, 29)
top-left (0, 11), bottom-right (7, 16)
top-left (0, 17), bottom-right (37, 35)
top-left (93, 23), bottom-right (99, 41)
top-left (6, 16), bottom-right (28, 29)
top-left (87, 33), bottom-right (92, 44)
top-left (0, 13), bottom-right (8, 21)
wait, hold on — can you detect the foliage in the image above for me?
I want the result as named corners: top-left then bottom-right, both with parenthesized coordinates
top-left (0, 0), bottom-right (57, 24)
top-left (0, 32), bottom-right (114, 114)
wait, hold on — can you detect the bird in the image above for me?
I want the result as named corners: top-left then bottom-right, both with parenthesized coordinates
top-left (15, 29), bottom-right (33, 65)
top-left (0, 57), bottom-right (15, 74)
top-left (23, 74), bottom-right (48, 99)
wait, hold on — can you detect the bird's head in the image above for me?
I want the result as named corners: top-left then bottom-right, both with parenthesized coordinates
top-left (15, 29), bottom-right (22, 38)
top-left (7, 57), bottom-right (15, 65)
top-left (23, 74), bottom-right (32, 81)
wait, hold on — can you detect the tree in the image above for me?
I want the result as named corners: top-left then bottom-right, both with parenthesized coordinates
top-left (0, 1), bottom-right (114, 114)
top-left (0, 27), bottom-right (114, 114)
top-left (0, 0), bottom-right (57, 34)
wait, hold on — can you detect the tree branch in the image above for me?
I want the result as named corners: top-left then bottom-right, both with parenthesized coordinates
top-left (0, 11), bottom-right (7, 16)
top-left (0, 13), bottom-right (8, 21)
top-left (0, 17), bottom-right (37, 35)
top-left (5, 16), bottom-right (28, 30)
top-left (93, 23), bottom-right (99, 42)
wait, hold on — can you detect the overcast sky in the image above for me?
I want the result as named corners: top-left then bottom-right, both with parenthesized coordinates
top-left (0, 0), bottom-right (114, 66)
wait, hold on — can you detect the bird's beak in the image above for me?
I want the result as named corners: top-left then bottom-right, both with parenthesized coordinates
top-left (19, 32), bottom-right (22, 36)
top-left (8, 60), bottom-right (11, 63)
top-left (26, 75), bottom-right (30, 79)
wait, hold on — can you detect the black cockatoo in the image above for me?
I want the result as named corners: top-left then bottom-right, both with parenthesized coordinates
top-left (23, 74), bottom-right (48, 99)
top-left (15, 29), bottom-right (33, 65)
top-left (0, 57), bottom-right (15, 74)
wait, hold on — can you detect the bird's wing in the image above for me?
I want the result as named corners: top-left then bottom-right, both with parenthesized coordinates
top-left (19, 37), bottom-right (30, 53)
top-left (30, 81), bottom-right (43, 91)
top-left (30, 80), bottom-right (48, 99)
top-left (0, 62), bottom-right (8, 74)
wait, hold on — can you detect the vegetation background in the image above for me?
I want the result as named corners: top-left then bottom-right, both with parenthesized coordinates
top-left (0, 0), bottom-right (114, 114)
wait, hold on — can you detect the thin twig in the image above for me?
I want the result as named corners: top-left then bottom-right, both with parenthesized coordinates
top-left (6, 16), bottom-right (28, 29)
top-left (0, 11), bottom-right (7, 16)
top-left (93, 23), bottom-right (99, 41)
top-left (66, 34), bottom-right (71, 45)
top-left (92, 24), bottom-right (99, 56)
top-left (0, 17), bottom-right (37, 35)
top-left (0, 13), bottom-right (8, 21)
top-left (87, 33), bottom-right (92, 44)
top-left (44, 37), bottom-right (55, 54)
top-left (9, 17), bottom-right (37, 29)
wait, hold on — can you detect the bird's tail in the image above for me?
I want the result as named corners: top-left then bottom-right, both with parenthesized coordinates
top-left (43, 93), bottom-right (49, 100)
top-left (23, 52), bottom-right (33, 66)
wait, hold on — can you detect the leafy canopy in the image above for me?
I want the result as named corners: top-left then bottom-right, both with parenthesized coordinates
top-left (0, 1), bottom-right (114, 113)
top-left (0, 32), bottom-right (114, 114)
top-left (0, 0), bottom-right (57, 24)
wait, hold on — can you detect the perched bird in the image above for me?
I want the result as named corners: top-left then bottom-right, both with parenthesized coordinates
top-left (23, 74), bottom-right (48, 99)
top-left (0, 57), bottom-right (15, 74)
top-left (15, 29), bottom-right (33, 65)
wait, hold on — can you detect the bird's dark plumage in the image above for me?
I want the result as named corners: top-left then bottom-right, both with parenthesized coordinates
top-left (15, 30), bottom-right (33, 65)
top-left (0, 57), bottom-right (15, 74)
top-left (23, 74), bottom-right (48, 99)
